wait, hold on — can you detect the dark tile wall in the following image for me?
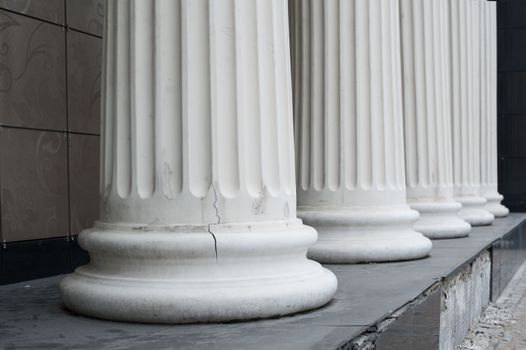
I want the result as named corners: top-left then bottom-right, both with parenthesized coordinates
top-left (67, 30), bottom-right (101, 134)
top-left (0, 0), bottom-right (101, 284)
top-left (68, 133), bottom-right (99, 236)
top-left (0, 11), bottom-right (66, 130)
top-left (0, 128), bottom-right (69, 242)
top-left (498, 0), bottom-right (526, 212)
top-left (66, 0), bottom-right (103, 37)
top-left (0, 0), bottom-right (65, 24)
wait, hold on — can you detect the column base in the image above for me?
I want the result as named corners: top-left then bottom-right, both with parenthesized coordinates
top-left (455, 196), bottom-right (495, 226)
top-left (409, 201), bottom-right (471, 239)
top-left (298, 207), bottom-right (432, 264)
top-left (59, 220), bottom-right (337, 324)
top-left (484, 193), bottom-right (509, 218)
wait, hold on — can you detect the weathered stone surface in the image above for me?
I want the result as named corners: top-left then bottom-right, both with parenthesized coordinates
top-left (400, 0), bottom-right (471, 239)
top-left (59, 0), bottom-right (337, 324)
top-left (480, 1), bottom-right (509, 218)
top-left (290, 0), bottom-right (432, 263)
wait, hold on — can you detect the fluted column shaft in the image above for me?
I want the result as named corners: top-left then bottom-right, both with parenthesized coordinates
top-left (450, 0), bottom-right (494, 226)
top-left (102, 0), bottom-right (296, 225)
top-left (60, 0), bottom-right (337, 324)
top-left (291, 0), bottom-right (431, 263)
top-left (480, 1), bottom-right (508, 217)
top-left (401, 0), bottom-right (470, 238)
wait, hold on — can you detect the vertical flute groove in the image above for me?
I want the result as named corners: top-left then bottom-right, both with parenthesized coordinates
top-left (340, 0), bottom-right (357, 190)
top-left (480, 1), bottom-right (489, 187)
top-left (451, 0), bottom-right (461, 188)
top-left (310, 0), bottom-right (325, 191)
top-left (392, 0), bottom-right (406, 189)
top-left (257, 0), bottom-right (281, 195)
top-left (370, 0), bottom-right (384, 189)
top-left (114, 0), bottom-right (132, 198)
top-left (432, 0), bottom-right (444, 188)
top-left (422, 0), bottom-right (434, 187)
top-left (381, 0), bottom-right (394, 189)
top-left (155, 0), bottom-right (183, 197)
top-left (460, 0), bottom-right (469, 187)
top-left (356, 0), bottom-right (372, 190)
top-left (490, 2), bottom-right (498, 186)
top-left (401, 0), bottom-right (416, 188)
top-left (439, 0), bottom-right (454, 188)
top-left (236, 0), bottom-right (263, 197)
top-left (102, 0), bottom-right (114, 198)
top-left (185, 0), bottom-right (212, 198)
top-left (275, 0), bottom-right (295, 194)
top-left (132, 0), bottom-right (156, 199)
top-left (299, 0), bottom-right (311, 191)
top-left (472, 0), bottom-right (481, 186)
top-left (210, 0), bottom-right (240, 198)
top-left (324, 0), bottom-right (340, 191)
top-left (290, 0), bottom-right (300, 188)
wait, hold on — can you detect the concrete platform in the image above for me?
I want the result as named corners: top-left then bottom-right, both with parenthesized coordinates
top-left (1, 214), bottom-right (525, 350)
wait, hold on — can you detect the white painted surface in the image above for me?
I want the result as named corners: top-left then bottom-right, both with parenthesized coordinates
top-left (401, 0), bottom-right (471, 239)
top-left (60, 0), bottom-right (337, 323)
top-left (480, 1), bottom-right (509, 218)
top-left (450, 0), bottom-right (494, 226)
top-left (290, 0), bottom-right (432, 263)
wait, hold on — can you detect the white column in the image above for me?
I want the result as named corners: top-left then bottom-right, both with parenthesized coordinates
top-left (291, 0), bottom-right (432, 263)
top-left (60, 0), bottom-right (337, 324)
top-left (450, 0), bottom-right (494, 226)
top-left (401, 0), bottom-right (471, 238)
top-left (481, 1), bottom-right (508, 217)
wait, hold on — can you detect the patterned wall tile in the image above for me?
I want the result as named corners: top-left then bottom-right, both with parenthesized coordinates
top-left (0, 0), bottom-right (64, 25)
top-left (0, 128), bottom-right (69, 242)
top-left (67, 30), bottom-right (101, 135)
top-left (0, 10), bottom-right (66, 130)
top-left (68, 133), bottom-right (99, 236)
top-left (66, 0), bottom-right (103, 37)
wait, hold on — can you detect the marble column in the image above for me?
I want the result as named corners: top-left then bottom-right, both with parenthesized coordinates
top-left (480, 1), bottom-right (509, 217)
top-left (450, 0), bottom-right (494, 226)
top-left (60, 0), bottom-right (337, 324)
top-left (401, 0), bottom-right (471, 239)
top-left (291, 0), bottom-right (432, 263)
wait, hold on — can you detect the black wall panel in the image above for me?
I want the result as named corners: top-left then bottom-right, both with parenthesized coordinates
top-left (498, 0), bottom-right (526, 212)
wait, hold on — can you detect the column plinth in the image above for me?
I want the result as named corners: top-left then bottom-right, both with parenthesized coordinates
top-left (291, 0), bottom-right (432, 263)
top-left (60, 0), bottom-right (337, 324)
top-left (450, 0), bottom-right (494, 226)
top-left (409, 201), bottom-right (470, 239)
top-left (401, 0), bottom-right (470, 239)
top-left (481, 1), bottom-right (508, 218)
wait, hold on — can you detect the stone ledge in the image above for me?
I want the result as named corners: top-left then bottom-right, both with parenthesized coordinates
top-left (0, 214), bottom-right (525, 350)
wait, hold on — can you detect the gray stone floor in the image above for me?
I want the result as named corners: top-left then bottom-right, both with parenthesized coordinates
top-left (460, 257), bottom-right (526, 350)
top-left (0, 214), bottom-right (525, 350)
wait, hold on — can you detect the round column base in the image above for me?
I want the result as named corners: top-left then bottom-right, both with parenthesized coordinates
top-left (484, 193), bottom-right (509, 218)
top-left (59, 220), bottom-right (337, 324)
top-left (298, 207), bottom-right (432, 264)
top-left (455, 196), bottom-right (495, 226)
top-left (409, 201), bottom-right (471, 239)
